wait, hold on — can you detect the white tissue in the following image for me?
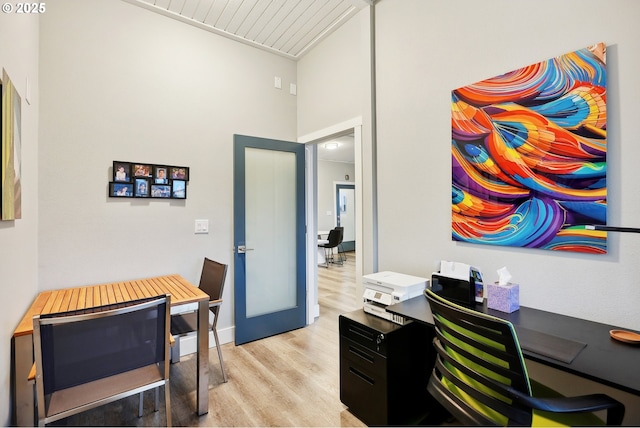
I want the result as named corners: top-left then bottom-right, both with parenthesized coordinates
top-left (497, 266), bottom-right (512, 286)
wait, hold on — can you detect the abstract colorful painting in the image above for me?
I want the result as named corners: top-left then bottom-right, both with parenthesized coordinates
top-left (1, 68), bottom-right (22, 220)
top-left (451, 43), bottom-right (607, 253)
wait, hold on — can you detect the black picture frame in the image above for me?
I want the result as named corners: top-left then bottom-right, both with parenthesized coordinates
top-left (172, 180), bottom-right (187, 199)
top-left (151, 184), bottom-right (171, 198)
top-left (134, 178), bottom-right (150, 197)
top-left (110, 161), bottom-right (189, 199)
top-left (132, 163), bottom-right (153, 178)
top-left (154, 165), bottom-right (169, 184)
top-left (113, 161), bottom-right (131, 182)
top-left (110, 182), bottom-right (133, 197)
top-left (169, 166), bottom-right (189, 181)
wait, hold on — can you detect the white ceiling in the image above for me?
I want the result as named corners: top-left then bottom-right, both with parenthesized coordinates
top-left (317, 135), bottom-right (354, 163)
top-left (126, 0), bottom-right (371, 60)
top-left (125, 0), bottom-right (358, 162)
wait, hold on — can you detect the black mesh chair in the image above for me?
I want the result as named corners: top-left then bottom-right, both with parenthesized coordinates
top-left (424, 288), bottom-right (624, 426)
top-left (31, 295), bottom-right (172, 427)
top-left (318, 228), bottom-right (343, 267)
top-left (170, 258), bottom-right (228, 382)
top-left (334, 226), bottom-right (347, 262)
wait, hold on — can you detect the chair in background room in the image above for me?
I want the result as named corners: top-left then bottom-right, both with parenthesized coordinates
top-left (318, 228), bottom-right (343, 268)
top-left (424, 288), bottom-right (625, 426)
top-left (170, 257), bottom-right (228, 382)
top-left (31, 295), bottom-right (172, 427)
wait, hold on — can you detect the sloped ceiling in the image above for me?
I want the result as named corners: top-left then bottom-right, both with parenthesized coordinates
top-left (125, 0), bottom-right (371, 60)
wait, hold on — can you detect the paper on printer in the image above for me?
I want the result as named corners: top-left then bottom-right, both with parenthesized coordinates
top-left (440, 260), bottom-right (471, 280)
top-left (436, 260), bottom-right (485, 303)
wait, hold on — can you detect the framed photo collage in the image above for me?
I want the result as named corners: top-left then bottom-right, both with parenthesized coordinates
top-left (110, 161), bottom-right (189, 199)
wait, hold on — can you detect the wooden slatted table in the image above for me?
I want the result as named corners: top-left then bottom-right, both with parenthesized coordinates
top-left (12, 274), bottom-right (210, 426)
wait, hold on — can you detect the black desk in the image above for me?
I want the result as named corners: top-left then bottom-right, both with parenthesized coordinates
top-left (386, 295), bottom-right (640, 397)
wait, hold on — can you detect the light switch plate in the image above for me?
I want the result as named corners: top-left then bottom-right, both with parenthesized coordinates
top-left (195, 219), bottom-right (209, 234)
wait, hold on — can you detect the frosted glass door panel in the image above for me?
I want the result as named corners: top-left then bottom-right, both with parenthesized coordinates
top-left (245, 147), bottom-right (297, 318)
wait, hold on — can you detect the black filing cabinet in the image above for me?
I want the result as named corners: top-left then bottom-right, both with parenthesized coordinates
top-left (339, 309), bottom-right (439, 426)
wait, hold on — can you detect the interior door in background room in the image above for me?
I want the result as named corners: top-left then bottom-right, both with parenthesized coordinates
top-left (233, 134), bottom-right (306, 345)
top-left (336, 184), bottom-right (355, 252)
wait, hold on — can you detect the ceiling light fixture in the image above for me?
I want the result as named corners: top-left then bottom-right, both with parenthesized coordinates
top-left (324, 142), bottom-right (339, 150)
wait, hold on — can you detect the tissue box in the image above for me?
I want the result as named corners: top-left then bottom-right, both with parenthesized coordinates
top-left (487, 282), bottom-right (519, 313)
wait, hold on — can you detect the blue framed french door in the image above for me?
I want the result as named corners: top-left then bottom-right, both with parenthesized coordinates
top-left (233, 134), bottom-right (306, 345)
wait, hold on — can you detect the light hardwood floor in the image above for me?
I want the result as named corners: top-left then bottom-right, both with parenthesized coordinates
top-left (52, 252), bottom-right (367, 427)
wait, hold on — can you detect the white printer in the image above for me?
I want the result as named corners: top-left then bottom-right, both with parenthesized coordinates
top-left (362, 271), bottom-right (428, 325)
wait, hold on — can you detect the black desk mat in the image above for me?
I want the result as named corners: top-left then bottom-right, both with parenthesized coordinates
top-left (516, 327), bottom-right (587, 364)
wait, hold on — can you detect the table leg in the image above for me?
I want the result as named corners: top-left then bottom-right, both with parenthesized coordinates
top-left (12, 334), bottom-right (35, 426)
top-left (196, 300), bottom-right (209, 415)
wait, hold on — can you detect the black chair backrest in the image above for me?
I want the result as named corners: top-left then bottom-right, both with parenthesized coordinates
top-left (425, 288), bottom-right (532, 426)
top-left (34, 295), bottom-right (170, 396)
top-left (335, 226), bottom-right (344, 244)
top-left (199, 258), bottom-right (228, 312)
top-left (324, 228), bottom-right (341, 248)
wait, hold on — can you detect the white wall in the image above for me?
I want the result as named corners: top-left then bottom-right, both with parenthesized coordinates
top-left (375, 0), bottom-right (640, 328)
top-left (373, 0), bottom-right (640, 422)
top-left (297, 7), bottom-right (374, 281)
top-left (317, 160), bottom-right (356, 232)
top-left (0, 11), bottom-right (39, 426)
top-left (296, 6), bottom-right (368, 138)
top-left (38, 0), bottom-right (296, 346)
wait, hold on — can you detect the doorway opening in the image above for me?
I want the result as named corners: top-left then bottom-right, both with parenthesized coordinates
top-left (300, 119), bottom-right (363, 324)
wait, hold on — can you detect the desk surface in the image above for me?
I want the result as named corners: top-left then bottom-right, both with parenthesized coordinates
top-left (14, 274), bottom-right (208, 337)
top-left (386, 295), bottom-right (640, 397)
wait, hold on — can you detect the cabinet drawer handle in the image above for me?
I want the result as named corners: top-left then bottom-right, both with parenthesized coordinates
top-left (349, 345), bottom-right (374, 363)
top-left (348, 325), bottom-right (375, 342)
top-left (349, 367), bottom-right (375, 385)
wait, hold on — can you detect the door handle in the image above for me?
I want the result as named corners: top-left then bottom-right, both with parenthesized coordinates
top-left (236, 245), bottom-right (255, 254)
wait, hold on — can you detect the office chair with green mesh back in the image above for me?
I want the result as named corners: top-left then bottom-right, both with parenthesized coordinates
top-left (424, 288), bottom-right (625, 426)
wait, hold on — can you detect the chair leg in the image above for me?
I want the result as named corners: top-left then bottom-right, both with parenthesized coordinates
top-left (212, 327), bottom-right (228, 382)
top-left (322, 247), bottom-right (329, 268)
top-left (338, 244), bottom-right (347, 262)
top-left (170, 335), bottom-right (181, 363)
top-left (164, 382), bottom-right (172, 427)
top-left (139, 388), bottom-right (159, 417)
top-left (329, 247), bottom-right (343, 266)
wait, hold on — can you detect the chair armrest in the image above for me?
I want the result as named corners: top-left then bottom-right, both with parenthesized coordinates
top-left (507, 387), bottom-right (625, 425)
top-left (209, 299), bottom-right (222, 308)
top-left (27, 363), bottom-right (36, 384)
top-left (472, 363), bottom-right (625, 425)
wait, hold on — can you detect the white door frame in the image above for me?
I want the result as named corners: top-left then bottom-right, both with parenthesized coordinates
top-left (299, 117), bottom-right (363, 324)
